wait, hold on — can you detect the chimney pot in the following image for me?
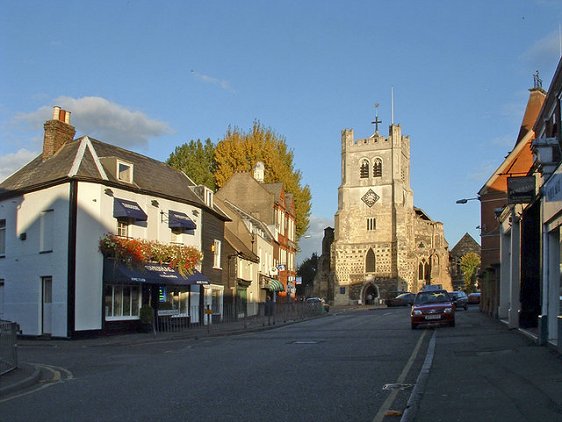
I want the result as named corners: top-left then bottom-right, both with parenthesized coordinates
top-left (52, 106), bottom-right (61, 120)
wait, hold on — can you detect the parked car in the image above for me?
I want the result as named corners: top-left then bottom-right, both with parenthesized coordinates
top-left (385, 292), bottom-right (415, 307)
top-left (306, 297), bottom-right (330, 312)
top-left (467, 292), bottom-right (481, 304)
top-left (448, 291), bottom-right (468, 310)
top-left (411, 290), bottom-right (455, 329)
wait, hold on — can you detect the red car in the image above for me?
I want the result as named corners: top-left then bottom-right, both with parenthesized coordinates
top-left (411, 290), bottom-right (455, 329)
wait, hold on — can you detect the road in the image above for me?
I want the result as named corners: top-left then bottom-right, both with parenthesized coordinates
top-left (1, 307), bottom-right (432, 421)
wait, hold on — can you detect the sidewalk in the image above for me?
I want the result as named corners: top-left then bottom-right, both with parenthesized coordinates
top-left (407, 310), bottom-right (562, 422)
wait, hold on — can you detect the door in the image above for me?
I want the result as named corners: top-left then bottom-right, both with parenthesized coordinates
top-left (42, 277), bottom-right (52, 335)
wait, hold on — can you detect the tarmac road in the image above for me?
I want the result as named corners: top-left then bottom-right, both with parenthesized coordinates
top-left (1, 306), bottom-right (562, 421)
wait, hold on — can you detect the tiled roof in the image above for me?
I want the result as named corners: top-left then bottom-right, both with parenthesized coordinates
top-left (0, 136), bottom-right (228, 220)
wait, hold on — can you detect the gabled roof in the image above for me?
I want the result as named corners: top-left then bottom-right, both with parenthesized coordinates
top-left (450, 233), bottom-right (481, 256)
top-left (479, 84), bottom-right (545, 196)
top-left (0, 136), bottom-right (228, 220)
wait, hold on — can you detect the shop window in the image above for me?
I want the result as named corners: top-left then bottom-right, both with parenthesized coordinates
top-left (159, 286), bottom-right (190, 317)
top-left (0, 219), bottom-right (5, 257)
top-left (104, 285), bottom-right (141, 319)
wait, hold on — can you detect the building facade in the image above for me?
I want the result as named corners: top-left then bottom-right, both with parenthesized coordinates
top-left (331, 121), bottom-right (451, 306)
top-left (0, 107), bottom-right (229, 337)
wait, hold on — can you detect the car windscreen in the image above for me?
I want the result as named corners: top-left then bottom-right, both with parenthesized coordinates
top-left (415, 292), bottom-right (451, 304)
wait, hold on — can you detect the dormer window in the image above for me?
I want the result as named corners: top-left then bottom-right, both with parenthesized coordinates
top-left (118, 161), bottom-right (133, 183)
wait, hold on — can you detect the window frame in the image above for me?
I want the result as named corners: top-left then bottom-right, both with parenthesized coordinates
top-left (0, 219), bottom-right (5, 257)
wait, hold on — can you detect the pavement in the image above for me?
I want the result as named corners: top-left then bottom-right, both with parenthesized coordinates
top-left (2, 306), bottom-right (562, 421)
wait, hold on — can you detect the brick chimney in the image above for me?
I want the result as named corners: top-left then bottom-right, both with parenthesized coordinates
top-left (42, 106), bottom-right (76, 160)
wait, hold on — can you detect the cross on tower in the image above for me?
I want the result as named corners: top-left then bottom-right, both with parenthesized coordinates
top-left (372, 103), bottom-right (382, 134)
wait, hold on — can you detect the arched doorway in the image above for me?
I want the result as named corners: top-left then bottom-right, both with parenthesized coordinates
top-left (362, 283), bottom-right (379, 305)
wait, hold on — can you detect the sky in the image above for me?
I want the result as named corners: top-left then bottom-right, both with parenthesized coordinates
top-left (2, 1), bottom-right (562, 264)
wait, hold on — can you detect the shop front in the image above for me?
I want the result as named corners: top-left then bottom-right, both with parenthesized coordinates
top-left (103, 258), bottom-right (209, 333)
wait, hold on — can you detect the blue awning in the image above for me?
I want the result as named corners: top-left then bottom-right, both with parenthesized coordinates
top-left (168, 210), bottom-right (196, 230)
top-left (103, 259), bottom-right (209, 286)
top-left (113, 198), bottom-right (148, 221)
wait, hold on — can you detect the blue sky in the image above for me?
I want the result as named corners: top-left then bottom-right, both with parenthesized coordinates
top-left (1, 1), bottom-right (562, 263)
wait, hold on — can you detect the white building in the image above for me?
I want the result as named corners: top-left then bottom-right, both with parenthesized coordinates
top-left (0, 107), bottom-right (228, 337)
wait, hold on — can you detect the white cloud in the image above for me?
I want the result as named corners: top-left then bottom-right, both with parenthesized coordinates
top-left (14, 97), bottom-right (172, 148)
top-left (191, 70), bottom-right (235, 93)
top-left (0, 148), bottom-right (37, 182)
top-left (521, 30), bottom-right (561, 71)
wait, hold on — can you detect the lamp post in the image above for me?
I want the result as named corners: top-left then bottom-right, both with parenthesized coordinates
top-left (456, 197), bottom-right (479, 204)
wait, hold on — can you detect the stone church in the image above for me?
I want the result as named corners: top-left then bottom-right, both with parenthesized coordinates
top-left (330, 119), bottom-right (452, 306)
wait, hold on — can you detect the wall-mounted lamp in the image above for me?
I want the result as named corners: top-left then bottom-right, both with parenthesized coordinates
top-left (151, 200), bottom-right (159, 207)
top-left (104, 188), bottom-right (114, 197)
top-left (456, 197), bottom-right (479, 204)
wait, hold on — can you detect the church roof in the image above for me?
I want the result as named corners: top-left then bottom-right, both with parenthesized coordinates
top-left (450, 233), bottom-right (481, 257)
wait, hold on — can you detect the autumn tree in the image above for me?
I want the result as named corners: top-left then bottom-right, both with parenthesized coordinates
top-left (214, 121), bottom-right (311, 239)
top-left (460, 252), bottom-right (480, 293)
top-left (167, 139), bottom-right (216, 190)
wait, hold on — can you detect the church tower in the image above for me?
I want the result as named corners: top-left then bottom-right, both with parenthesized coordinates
top-left (331, 112), bottom-right (451, 305)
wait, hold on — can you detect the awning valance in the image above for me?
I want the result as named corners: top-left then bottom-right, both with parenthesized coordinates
top-left (103, 259), bottom-right (209, 286)
top-left (113, 198), bottom-right (148, 221)
top-left (168, 210), bottom-right (196, 230)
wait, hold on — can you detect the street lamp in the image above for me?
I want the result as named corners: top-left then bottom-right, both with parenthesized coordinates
top-left (456, 197), bottom-right (479, 204)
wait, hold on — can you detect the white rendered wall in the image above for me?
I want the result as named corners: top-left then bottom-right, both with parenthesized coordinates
top-left (0, 184), bottom-right (70, 336)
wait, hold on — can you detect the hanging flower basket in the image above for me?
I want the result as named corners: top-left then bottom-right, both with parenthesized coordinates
top-left (99, 234), bottom-right (202, 276)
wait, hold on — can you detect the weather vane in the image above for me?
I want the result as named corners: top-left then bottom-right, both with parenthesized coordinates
top-left (372, 103), bottom-right (382, 134)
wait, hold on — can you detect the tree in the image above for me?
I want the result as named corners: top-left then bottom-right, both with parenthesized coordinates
top-left (214, 121), bottom-right (311, 238)
top-left (167, 139), bottom-right (216, 190)
top-left (296, 253), bottom-right (319, 297)
top-left (460, 252), bottom-right (480, 293)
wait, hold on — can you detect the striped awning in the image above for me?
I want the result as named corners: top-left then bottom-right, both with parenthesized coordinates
top-left (267, 279), bottom-right (284, 292)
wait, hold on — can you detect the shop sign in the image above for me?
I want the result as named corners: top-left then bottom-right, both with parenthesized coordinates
top-left (507, 176), bottom-right (535, 204)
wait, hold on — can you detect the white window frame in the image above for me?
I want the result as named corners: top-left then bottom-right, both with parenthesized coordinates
top-left (213, 239), bottom-right (222, 269)
top-left (117, 160), bottom-right (133, 183)
top-left (117, 219), bottom-right (130, 238)
top-left (104, 284), bottom-right (141, 320)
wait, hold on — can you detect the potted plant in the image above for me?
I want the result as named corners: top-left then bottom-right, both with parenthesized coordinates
top-left (139, 306), bottom-right (154, 333)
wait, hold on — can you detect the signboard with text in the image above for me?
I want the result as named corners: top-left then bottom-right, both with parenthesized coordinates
top-left (507, 176), bottom-right (535, 204)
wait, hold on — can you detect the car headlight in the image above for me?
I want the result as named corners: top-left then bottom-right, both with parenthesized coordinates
top-left (444, 307), bottom-right (453, 314)
top-left (412, 310), bottom-right (422, 316)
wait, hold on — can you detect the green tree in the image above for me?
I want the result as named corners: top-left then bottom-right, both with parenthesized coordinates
top-left (167, 139), bottom-right (216, 190)
top-left (460, 252), bottom-right (480, 293)
top-left (214, 121), bottom-right (311, 239)
top-left (296, 253), bottom-right (319, 297)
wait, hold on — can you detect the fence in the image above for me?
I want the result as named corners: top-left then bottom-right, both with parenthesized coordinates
top-left (154, 300), bottom-right (327, 333)
top-left (0, 320), bottom-right (19, 375)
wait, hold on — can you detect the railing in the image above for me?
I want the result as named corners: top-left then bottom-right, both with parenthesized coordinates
top-left (154, 301), bottom-right (327, 334)
top-left (0, 320), bottom-right (19, 375)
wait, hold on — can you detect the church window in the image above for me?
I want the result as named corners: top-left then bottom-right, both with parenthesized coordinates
top-left (365, 248), bottom-right (376, 273)
top-left (373, 159), bottom-right (382, 177)
top-left (360, 160), bottom-right (369, 178)
top-left (367, 218), bottom-right (376, 230)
